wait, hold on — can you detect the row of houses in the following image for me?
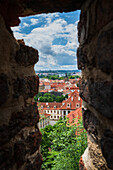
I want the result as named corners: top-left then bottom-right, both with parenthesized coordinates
top-left (39, 78), bottom-right (80, 93)
top-left (38, 107), bottom-right (82, 129)
top-left (37, 90), bottom-right (82, 128)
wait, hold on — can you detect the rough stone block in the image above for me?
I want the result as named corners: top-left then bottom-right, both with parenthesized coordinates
top-left (14, 141), bottom-right (26, 168)
top-left (77, 45), bottom-right (96, 70)
top-left (0, 146), bottom-right (13, 166)
top-left (78, 11), bottom-right (88, 45)
top-left (0, 103), bottom-right (39, 145)
top-left (0, 127), bottom-right (42, 170)
top-left (0, 74), bottom-right (9, 106)
top-left (80, 79), bottom-right (113, 119)
top-left (13, 75), bottom-right (39, 99)
top-left (96, 28), bottom-right (113, 74)
top-left (82, 108), bottom-right (99, 142)
top-left (15, 42), bottom-right (39, 66)
top-left (100, 129), bottom-right (113, 169)
top-left (24, 130), bottom-right (42, 155)
top-left (25, 153), bottom-right (43, 170)
top-left (77, 47), bottom-right (88, 70)
top-left (79, 156), bottom-right (87, 170)
top-left (96, 0), bottom-right (113, 31)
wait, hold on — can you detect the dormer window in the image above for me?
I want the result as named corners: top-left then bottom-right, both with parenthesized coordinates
top-left (54, 105), bottom-right (56, 108)
top-left (67, 103), bottom-right (70, 108)
top-left (41, 105), bottom-right (43, 108)
top-left (76, 103), bottom-right (80, 108)
top-left (78, 96), bottom-right (80, 101)
top-left (47, 105), bottom-right (50, 108)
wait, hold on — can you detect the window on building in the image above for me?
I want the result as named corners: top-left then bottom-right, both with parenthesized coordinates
top-left (51, 110), bottom-right (52, 113)
top-left (76, 103), bottom-right (80, 108)
top-left (67, 103), bottom-right (70, 108)
top-left (57, 116), bottom-right (59, 119)
top-left (54, 110), bottom-right (56, 113)
top-left (51, 116), bottom-right (52, 118)
top-left (54, 105), bottom-right (56, 108)
top-left (64, 111), bottom-right (66, 115)
top-left (78, 96), bottom-right (80, 101)
top-left (68, 111), bottom-right (70, 114)
top-left (54, 116), bottom-right (56, 118)
top-left (41, 105), bottom-right (43, 108)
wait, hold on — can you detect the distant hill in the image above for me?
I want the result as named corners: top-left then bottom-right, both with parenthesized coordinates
top-left (36, 70), bottom-right (81, 74)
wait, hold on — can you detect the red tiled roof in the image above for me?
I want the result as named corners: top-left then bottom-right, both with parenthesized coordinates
top-left (40, 89), bottom-right (49, 92)
top-left (44, 82), bottom-right (50, 86)
top-left (39, 110), bottom-right (51, 120)
top-left (44, 113), bottom-right (51, 117)
top-left (69, 79), bottom-right (76, 83)
top-left (51, 83), bottom-right (65, 89)
top-left (70, 85), bottom-right (79, 90)
top-left (60, 91), bottom-right (82, 110)
top-left (67, 107), bottom-right (82, 124)
top-left (63, 89), bottom-right (71, 94)
top-left (39, 82), bottom-right (44, 86)
top-left (38, 102), bottom-right (62, 110)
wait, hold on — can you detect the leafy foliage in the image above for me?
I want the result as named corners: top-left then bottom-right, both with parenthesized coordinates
top-left (34, 93), bottom-right (68, 102)
top-left (40, 118), bottom-right (87, 170)
top-left (38, 74), bottom-right (80, 80)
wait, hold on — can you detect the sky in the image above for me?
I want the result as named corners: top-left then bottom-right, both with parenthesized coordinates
top-left (12, 11), bottom-right (80, 71)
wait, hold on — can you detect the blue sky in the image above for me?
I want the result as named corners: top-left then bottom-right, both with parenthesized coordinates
top-left (12, 11), bottom-right (80, 70)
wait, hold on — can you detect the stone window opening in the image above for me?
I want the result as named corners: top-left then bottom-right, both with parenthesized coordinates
top-left (1, 1), bottom-right (113, 169)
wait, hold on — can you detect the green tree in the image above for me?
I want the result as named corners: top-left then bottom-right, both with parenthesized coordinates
top-left (65, 94), bottom-right (68, 99)
top-left (43, 97), bottom-right (48, 102)
top-left (69, 75), bottom-right (75, 79)
top-left (34, 92), bottom-right (43, 101)
top-left (56, 96), bottom-right (62, 102)
top-left (48, 97), bottom-right (54, 102)
top-left (39, 96), bottom-right (43, 102)
top-left (40, 118), bottom-right (87, 170)
top-left (44, 93), bottom-right (51, 98)
top-left (51, 94), bottom-right (56, 101)
top-left (34, 95), bottom-right (38, 101)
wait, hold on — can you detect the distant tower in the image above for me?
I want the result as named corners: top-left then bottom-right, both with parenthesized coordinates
top-left (64, 72), bottom-right (68, 82)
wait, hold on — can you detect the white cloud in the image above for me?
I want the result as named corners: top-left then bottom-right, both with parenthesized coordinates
top-left (12, 12), bottom-right (79, 70)
top-left (30, 18), bottom-right (39, 25)
top-left (12, 32), bottom-right (25, 39)
top-left (12, 26), bottom-right (21, 32)
top-left (60, 65), bottom-right (78, 69)
top-left (23, 22), bottom-right (29, 27)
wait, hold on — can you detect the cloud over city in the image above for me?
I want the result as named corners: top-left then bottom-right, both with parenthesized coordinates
top-left (12, 11), bottom-right (80, 70)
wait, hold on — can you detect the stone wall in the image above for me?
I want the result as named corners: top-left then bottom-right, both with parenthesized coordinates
top-left (78, 0), bottom-right (113, 169)
top-left (0, 1), bottom-right (84, 169)
top-left (0, 0), bottom-right (113, 169)
top-left (0, 14), bottom-right (42, 169)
